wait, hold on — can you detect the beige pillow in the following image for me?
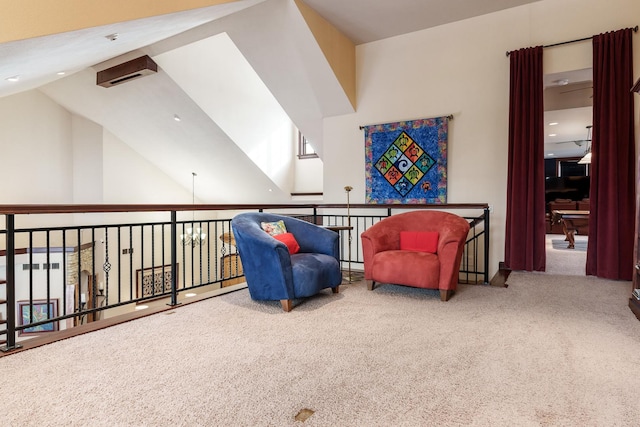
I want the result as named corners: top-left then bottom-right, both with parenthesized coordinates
top-left (260, 220), bottom-right (287, 236)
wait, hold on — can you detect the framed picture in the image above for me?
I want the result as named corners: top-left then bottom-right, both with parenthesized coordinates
top-left (136, 264), bottom-right (177, 299)
top-left (17, 299), bottom-right (59, 336)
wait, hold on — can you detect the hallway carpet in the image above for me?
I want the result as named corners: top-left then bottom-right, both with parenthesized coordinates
top-left (545, 234), bottom-right (588, 276)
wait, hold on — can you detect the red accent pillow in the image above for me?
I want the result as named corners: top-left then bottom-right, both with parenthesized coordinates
top-left (400, 231), bottom-right (439, 253)
top-left (273, 232), bottom-right (300, 254)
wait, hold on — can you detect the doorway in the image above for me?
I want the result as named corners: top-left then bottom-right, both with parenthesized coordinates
top-left (543, 69), bottom-right (593, 275)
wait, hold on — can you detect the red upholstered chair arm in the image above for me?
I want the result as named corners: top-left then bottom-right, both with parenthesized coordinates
top-left (361, 225), bottom-right (400, 280)
top-left (361, 235), bottom-right (375, 280)
top-left (437, 240), bottom-right (465, 291)
top-left (361, 224), bottom-right (400, 254)
top-left (435, 219), bottom-right (470, 291)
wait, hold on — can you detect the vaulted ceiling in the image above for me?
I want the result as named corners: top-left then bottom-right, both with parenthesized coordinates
top-left (0, 0), bottom-right (544, 202)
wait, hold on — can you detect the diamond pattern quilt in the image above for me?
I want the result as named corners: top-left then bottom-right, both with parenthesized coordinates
top-left (364, 117), bottom-right (448, 204)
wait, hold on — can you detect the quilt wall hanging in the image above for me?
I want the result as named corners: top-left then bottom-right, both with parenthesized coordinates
top-left (363, 116), bottom-right (449, 204)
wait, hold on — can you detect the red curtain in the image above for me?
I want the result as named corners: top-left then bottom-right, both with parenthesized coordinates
top-left (505, 46), bottom-right (546, 271)
top-left (586, 28), bottom-right (636, 280)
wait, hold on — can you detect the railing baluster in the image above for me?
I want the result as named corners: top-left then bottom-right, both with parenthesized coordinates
top-left (1, 214), bottom-right (21, 351)
top-left (46, 230), bottom-right (52, 321)
top-left (161, 223), bottom-right (165, 292)
top-left (151, 224), bottom-right (155, 297)
top-left (117, 226), bottom-right (122, 303)
top-left (62, 230), bottom-right (67, 316)
top-left (28, 231), bottom-right (33, 321)
top-left (181, 222), bottom-right (186, 292)
top-left (91, 227), bottom-right (96, 321)
top-left (129, 225), bottom-right (133, 302)
top-left (169, 211), bottom-right (178, 306)
top-left (140, 224), bottom-right (145, 299)
top-left (483, 207), bottom-right (490, 284)
top-left (214, 221), bottom-right (219, 283)
top-left (190, 221), bottom-right (195, 288)
top-left (103, 226), bottom-right (110, 309)
top-left (207, 221), bottom-right (211, 283)
top-left (76, 228), bottom-right (82, 323)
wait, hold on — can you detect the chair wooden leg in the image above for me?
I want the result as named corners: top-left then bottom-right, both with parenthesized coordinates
top-left (280, 299), bottom-right (293, 312)
top-left (440, 289), bottom-right (453, 301)
top-left (367, 280), bottom-right (375, 291)
top-left (332, 285), bottom-right (340, 293)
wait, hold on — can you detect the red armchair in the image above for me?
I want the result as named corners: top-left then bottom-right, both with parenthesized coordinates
top-left (361, 211), bottom-right (470, 301)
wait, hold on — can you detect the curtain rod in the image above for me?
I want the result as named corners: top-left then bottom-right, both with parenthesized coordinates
top-left (505, 25), bottom-right (638, 57)
top-left (359, 114), bottom-right (453, 130)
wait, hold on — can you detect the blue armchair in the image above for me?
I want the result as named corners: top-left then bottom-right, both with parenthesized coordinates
top-left (231, 213), bottom-right (342, 311)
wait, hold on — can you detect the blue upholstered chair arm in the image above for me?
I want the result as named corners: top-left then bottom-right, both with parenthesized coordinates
top-left (231, 216), bottom-right (294, 300)
top-left (282, 218), bottom-right (339, 260)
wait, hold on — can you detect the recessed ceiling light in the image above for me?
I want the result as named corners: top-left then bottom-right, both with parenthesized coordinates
top-left (135, 304), bottom-right (149, 310)
top-left (57, 71), bottom-right (66, 76)
top-left (547, 153), bottom-right (555, 157)
top-left (549, 122), bottom-right (558, 126)
top-left (185, 292), bottom-right (197, 298)
top-left (548, 133), bottom-right (556, 137)
top-left (173, 114), bottom-right (181, 122)
top-left (105, 33), bottom-right (119, 42)
top-left (5, 75), bottom-right (20, 82)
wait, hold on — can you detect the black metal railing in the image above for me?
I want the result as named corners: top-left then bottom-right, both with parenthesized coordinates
top-left (0, 203), bottom-right (489, 352)
top-left (288, 205), bottom-right (490, 285)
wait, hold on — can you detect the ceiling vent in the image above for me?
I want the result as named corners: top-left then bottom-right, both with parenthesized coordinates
top-left (96, 55), bottom-right (158, 88)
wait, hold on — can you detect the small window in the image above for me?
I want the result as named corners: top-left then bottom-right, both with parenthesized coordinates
top-left (43, 263), bottom-right (60, 270)
top-left (298, 131), bottom-right (318, 159)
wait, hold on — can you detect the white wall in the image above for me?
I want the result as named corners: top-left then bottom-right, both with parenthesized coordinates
top-left (1, 93), bottom-right (198, 208)
top-left (293, 157), bottom-right (323, 195)
top-left (0, 90), bottom-right (73, 204)
top-left (72, 115), bottom-right (103, 203)
top-left (322, 0), bottom-right (640, 277)
top-left (293, 124), bottom-right (324, 195)
top-left (102, 129), bottom-right (192, 205)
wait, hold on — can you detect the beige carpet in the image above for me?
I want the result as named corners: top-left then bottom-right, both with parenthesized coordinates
top-left (1, 272), bottom-right (639, 426)
top-left (545, 234), bottom-right (588, 276)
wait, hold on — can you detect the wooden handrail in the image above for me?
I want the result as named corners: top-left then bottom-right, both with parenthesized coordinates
top-left (315, 203), bottom-right (489, 209)
top-left (0, 203), bottom-right (489, 215)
